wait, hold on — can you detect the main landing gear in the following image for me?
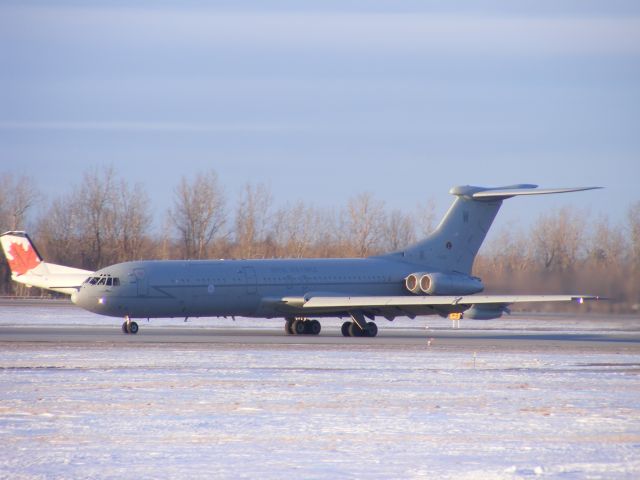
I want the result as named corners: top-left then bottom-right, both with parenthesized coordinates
top-left (285, 317), bottom-right (321, 335)
top-left (121, 316), bottom-right (139, 334)
top-left (341, 321), bottom-right (378, 337)
top-left (341, 312), bottom-right (378, 337)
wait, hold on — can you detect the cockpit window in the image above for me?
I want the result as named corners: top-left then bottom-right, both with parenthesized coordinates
top-left (84, 275), bottom-right (121, 287)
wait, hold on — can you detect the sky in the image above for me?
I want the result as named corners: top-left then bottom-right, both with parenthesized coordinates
top-left (1, 0), bottom-right (639, 238)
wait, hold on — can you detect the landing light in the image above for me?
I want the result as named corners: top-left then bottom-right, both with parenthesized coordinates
top-left (98, 297), bottom-right (105, 305)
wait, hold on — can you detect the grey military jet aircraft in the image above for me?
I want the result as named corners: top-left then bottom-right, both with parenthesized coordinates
top-left (1, 184), bottom-right (601, 336)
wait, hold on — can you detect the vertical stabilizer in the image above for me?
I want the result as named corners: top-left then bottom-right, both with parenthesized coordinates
top-left (1, 231), bottom-right (93, 294)
top-left (394, 185), bottom-right (600, 274)
top-left (0, 231), bottom-right (44, 276)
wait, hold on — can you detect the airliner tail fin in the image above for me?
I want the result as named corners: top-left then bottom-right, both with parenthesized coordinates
top-left (1, 231), bottom-right (93, 295)
top-left (394, 185), bottom-right (601, 274)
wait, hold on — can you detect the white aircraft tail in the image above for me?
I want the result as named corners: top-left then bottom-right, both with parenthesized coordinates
top-left (1, 231), bottom-right (93, 295)
top-left (394, 185), bottom-right (600, 274)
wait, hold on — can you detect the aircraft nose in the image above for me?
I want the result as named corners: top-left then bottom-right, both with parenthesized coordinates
top-left (72, 286), bottom-right (98, 313)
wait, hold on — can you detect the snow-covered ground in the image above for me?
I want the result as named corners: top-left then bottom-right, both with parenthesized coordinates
top-left (1, 305), bottom-right (639, 478)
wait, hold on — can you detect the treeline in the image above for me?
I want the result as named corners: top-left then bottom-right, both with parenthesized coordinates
top-left (1, 168), bottom-right (638, 313)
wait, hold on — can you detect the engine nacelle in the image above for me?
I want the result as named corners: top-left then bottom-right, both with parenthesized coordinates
top-left (404, 272), bottom-right (484, 295)
top-left (464, 304), bottom-right (506, 320)
top-left (404, 272), bottom-right (428, 294)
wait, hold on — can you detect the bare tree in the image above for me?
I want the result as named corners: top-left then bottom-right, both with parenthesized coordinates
top-left (272, 201), bottom-right (314, 258)
top-left (271, 201), bottom-right (343, 258)
top-left (169, 171), bottom-right (226, 259)
top-left (114, 180), bottom-right (152, 261)
top-left (75, 167), bottom-right (121, 268)
top-left (629, 201), bottom-right (640, 268)
top-left (382, 209), bottom-right (416, 252)
top-left (35, 167), bottom-right (153, 269)
top-left (37, 194), bottom-right (84, 267)
top-left (416, 197), bottom-right (438, 237)
top-left (491, 225), bottom-right (531, 273)
top-left (234, 183), bottom-right (273, 258)
top-left (0, 172), bottom-right (40, 231)
top-left (531, 207), bottom-right (585, 271)
top-left (0, 172), bottom-right (41, 295)
top-left (343, 192), bottom-right (385, 257)
top-left (587, 215), bottom-right (627, 267)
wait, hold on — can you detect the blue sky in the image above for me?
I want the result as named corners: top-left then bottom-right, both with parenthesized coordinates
top-left (1, 1), bottom-right (638, 236)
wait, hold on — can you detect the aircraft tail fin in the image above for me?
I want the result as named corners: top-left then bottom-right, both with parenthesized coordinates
top-left (392, 185), bottom-right (601, 274)
top-left (1, 231), bottom-right (93, 295)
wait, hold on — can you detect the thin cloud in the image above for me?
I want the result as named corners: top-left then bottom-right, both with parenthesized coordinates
top-left (0, 121), bottom-right (300, 133)
top-left (5, 7), bottom-right (640, 56)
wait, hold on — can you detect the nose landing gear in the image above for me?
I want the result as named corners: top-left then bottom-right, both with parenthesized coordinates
top-left (121, 316), bottom-right (139, 334)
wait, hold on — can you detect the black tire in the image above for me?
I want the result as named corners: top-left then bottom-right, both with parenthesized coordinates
top-left (309, 320), bottom-right (321, 335)
top-left (285, 318), bottom-right (295, 335)
top-left (129, 321), bottom-right (139, 334)
top-left (366, 322), bottom-right (378, 338)
top-left (303, 319), bottom-right (312, 334)
top-left (349, 322), bottom-right (364, 337)
top-left (341, 321), bottom-right (352, 337)
top-left (121, 321), bottom-right (129, 334)
top-left (293, 319), bottom-right (306, 335)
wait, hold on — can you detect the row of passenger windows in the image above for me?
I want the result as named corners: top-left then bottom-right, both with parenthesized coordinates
top-left (171, 275), bottom-right (388, 285)
top-left (84, 276), bottom-right (121, 286)
top-left (262, 275), bottom-right (388, 282)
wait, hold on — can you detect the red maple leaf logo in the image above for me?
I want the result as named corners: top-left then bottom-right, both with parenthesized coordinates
top-left (7, 242), bottom-right (41, 276)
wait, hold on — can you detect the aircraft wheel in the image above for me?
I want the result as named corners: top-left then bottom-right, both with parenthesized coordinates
top-left (341, 321), bottom-right (352, 337)
top-left (348, 322), bottom-right (364, 337)
top-left (285, 318), bottom-right (295, 335)
top-left (121, 321), bottom-right (129, 334)
top-left (292, 319), bottom-right (306, 335)
top-left (366, 322), bottom-right (378, 338)
top-left (309, 320), bottom-right (321, 335)
top-left (129, 321), bottom-right (139, 334)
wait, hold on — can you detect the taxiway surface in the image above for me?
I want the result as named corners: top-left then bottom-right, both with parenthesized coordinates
top-left (1, 324), bottom-right (639, 354)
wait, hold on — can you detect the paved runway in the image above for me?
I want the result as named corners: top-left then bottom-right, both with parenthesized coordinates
top-left (1, 299), bottom-right (638, 352)
top-left (1, 324), bottom-right (639, 353)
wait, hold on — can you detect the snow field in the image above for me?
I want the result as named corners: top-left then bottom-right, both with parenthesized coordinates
top-left (1, 342), bottom-right (639, 479)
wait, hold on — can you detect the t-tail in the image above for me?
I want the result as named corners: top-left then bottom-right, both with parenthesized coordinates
top-left (392, 184), bottom-right (601, 274)
top-left (0, 231), bottom-right (93, 295)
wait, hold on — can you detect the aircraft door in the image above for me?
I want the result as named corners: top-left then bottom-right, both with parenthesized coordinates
top-left (134, 268), bottom-right (148, 296)
top-left (243, 266), bottom-right (257, 294)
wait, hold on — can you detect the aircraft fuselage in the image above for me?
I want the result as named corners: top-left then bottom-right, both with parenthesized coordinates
top-left (74, 257), bottom-right (421, 319)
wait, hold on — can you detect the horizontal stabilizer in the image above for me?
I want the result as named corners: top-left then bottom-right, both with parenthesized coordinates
top-left (471, 186), bottom-right (602, 200)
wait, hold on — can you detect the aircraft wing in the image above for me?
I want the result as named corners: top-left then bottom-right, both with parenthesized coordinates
top-left (301, 294), bottom-right (598, 309)
top-left (270, 294), bottom-right (600, 319)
